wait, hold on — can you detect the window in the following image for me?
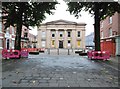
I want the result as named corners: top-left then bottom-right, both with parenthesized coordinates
top-left (42, 41), bottom-right (46, 47)
top-left (0, 39), bottom-right (3, 49)
top-left (24, 33), bottom-right (28, 38)
top-left (52, 33), bottom-right (55, 37)
top-left (42, 31), bottom-right (46, 38)
top-left (101, 22), bottom-right (103, 28)
top-left (68, 40), bottom-right (71, 44)
top-left (24, 29), bottom-right (27, 31)
top-left (0, 22), bottom-right (2, 32)
top-left (12, 40), bottom-right (14, 48)
top-left (52, 40), bottom-right (55, 45)
top-left (77, 40), bottom-right (80, 47)
top-left (12, 27), bottom-right (14, 34)
top-left (78, 31), bottom-right (80, 37)
top-left (68, 32), bottom-right (71, 37)
top-left (109, 28), bottom-right (112, 37)
top-left (60, 34), bottom-right (62, 37)
top-left (101, 31), bottom-right (104, 38)
top-left (59, 32), bottom-right (63, 37)
top-left (109, 17), bottom-right (112, 24)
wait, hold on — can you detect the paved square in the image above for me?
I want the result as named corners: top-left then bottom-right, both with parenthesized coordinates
top-left (2, 49), bottom-right (118, 87)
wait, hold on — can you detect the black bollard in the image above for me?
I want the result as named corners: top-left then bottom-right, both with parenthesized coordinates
top-left (68, 49), bottom-right (70, 55)
top-left (48, 48), bottom-right (50, 54)
top-left (57, 48), bottom-right (59, 55)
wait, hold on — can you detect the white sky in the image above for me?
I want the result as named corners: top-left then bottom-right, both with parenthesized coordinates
top-left (29, 0), bottom-right (94, 36)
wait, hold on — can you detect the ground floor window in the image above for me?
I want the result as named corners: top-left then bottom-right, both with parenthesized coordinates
top-left (12, 40), bottom-right (15, 49)
top-left (42, 41), bottom-right (46, 47)
top-left (52, 40), bottom-right (55, 46)
top-left (0, 39), bottom-right (3, 49)
top-left (77, 40), bottom-right (80, 47)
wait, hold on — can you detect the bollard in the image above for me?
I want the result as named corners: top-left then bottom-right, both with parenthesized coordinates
top-left (72, 48), bottom-right (73, 52)
top-left (57, 48), bottom-right (59, 55)
top-left (68, 49), bottom-right (70, 55)
top-left (48, 48), bottom-right (50, 54)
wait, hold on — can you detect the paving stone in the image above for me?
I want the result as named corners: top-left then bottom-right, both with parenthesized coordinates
top-left (49, 83), bottom-right (59, 87)
top-left (20, 79), bottom-right (29, 83)
top-left (38, 83), bottom-right (49, 87)
top-left (39, 79), bottom-right (48, 83)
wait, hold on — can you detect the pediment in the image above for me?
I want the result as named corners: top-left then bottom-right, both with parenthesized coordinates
top-left (46, 19), bottom-right (77, 25)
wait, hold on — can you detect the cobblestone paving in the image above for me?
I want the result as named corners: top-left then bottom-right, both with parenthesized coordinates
top-left (2, 51), bottom-right (118, 87)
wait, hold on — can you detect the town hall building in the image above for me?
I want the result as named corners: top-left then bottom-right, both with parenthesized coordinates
top-left (37, 19), bottom-right (86, 49)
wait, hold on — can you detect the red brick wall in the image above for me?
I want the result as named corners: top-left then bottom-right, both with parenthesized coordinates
top-left (100, 12), bottom-right (120, 38)
top-left (118, 13), bottom-right (120, 35)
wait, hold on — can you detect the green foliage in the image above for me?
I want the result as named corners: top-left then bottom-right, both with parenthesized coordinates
top-left (2, 1), bottom-right (58, 28)
top-left (2, 1), bottom-right (58, 52)
top-left (65, 1), bottom-right (120, 20)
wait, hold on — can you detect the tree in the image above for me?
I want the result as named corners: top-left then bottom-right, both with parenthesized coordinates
top-left (65, 1), bottom-right (120, 51)
top-left (2, 1), bottom-right (58, 51)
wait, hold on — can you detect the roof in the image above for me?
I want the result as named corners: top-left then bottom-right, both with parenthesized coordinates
top-left (41, 19), bottom-right (86, 25)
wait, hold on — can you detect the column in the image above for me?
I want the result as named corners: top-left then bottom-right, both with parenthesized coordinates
top-left (72, 29), bottom-right (76, 49)
top-left (64, 29), bottom-right (67, 48)
top-left (55, 29), bottom-right (59, 48)
top-left (46, 29), bottom-right (51, 48)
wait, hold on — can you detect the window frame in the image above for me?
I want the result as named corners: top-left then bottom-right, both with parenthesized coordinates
top-left (78, 31), bottom-right (80, 37)
top-left (68, 31), bottom-right (71, 37)
top-left (109, 16), bottom-right (112, 24)
top-left (109, 28), bottom-right (112, 37)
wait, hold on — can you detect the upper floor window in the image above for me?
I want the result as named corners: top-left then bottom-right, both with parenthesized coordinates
top-left (101, 22), bottom-right (103, 28)
top-left (68, 32), bottom-right (71, 37)
top-left (52, 34), bottom-right (55, 37)
top-left (109, 16), bottom-right (112, 24)
top-left (0, 22), bottom-right (2, 32)
top-left (42, 31), bottom-right (46, 38)
top-left (68, 40), bottom-right (71, 44)
top-left (12, 27), bottom-right (14, 34)
top-left (59, 32), bottom-right (63, 37)
top-left (109, 28), bottom-right (112, 37)
top-left (52, 32), bottom-right (55, 38)
top-left (0, 39), bottom-right (3, 48)
top-left (78, 31), bottom-right (80, 37)
top-left (24, 33), bottom-right (28, 38)
top-left (24, 29), bottom-right (27, 31)
top-left (101, 31), bottom-right (104, 38)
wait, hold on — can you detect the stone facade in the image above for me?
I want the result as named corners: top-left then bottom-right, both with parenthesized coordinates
top-left (37, 20), bottom-right (86, 49)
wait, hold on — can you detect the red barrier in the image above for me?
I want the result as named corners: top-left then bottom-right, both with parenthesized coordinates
top-left (28, 48), bottom-right (38, 52)
top-left (87, 50), bottom-right (110, 60)
top-left (2, 49), bottom-right (20, 59)
top-left (21, 48), bottom-right (28, 57)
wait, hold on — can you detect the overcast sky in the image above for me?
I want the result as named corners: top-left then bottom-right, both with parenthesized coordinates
top-left (29, 0), bottom-right (94, 36)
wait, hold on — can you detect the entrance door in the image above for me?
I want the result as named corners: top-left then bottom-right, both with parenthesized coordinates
top-left (59, 41), bottom-right (63, 48)
top-left (7, 39), bottom-right (9, 49)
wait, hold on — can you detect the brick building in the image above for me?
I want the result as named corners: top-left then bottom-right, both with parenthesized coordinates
top-left (0, 24), bottom-right (34, 54)
top-left (21, 26), bottom-right (29, 48)
top-left (28, 33), bottom-right (37, 48)
top-left (100, 12), bottom-right (120, 56)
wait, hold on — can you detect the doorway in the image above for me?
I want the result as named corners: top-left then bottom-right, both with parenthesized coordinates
top-left (59, 41), bottom-right (63, 48)
top-left (7, 39), bottom-right (9, 49)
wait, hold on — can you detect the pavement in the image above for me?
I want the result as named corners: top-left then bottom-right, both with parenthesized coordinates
top-left (1, 49), bottom-right (119, 87)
